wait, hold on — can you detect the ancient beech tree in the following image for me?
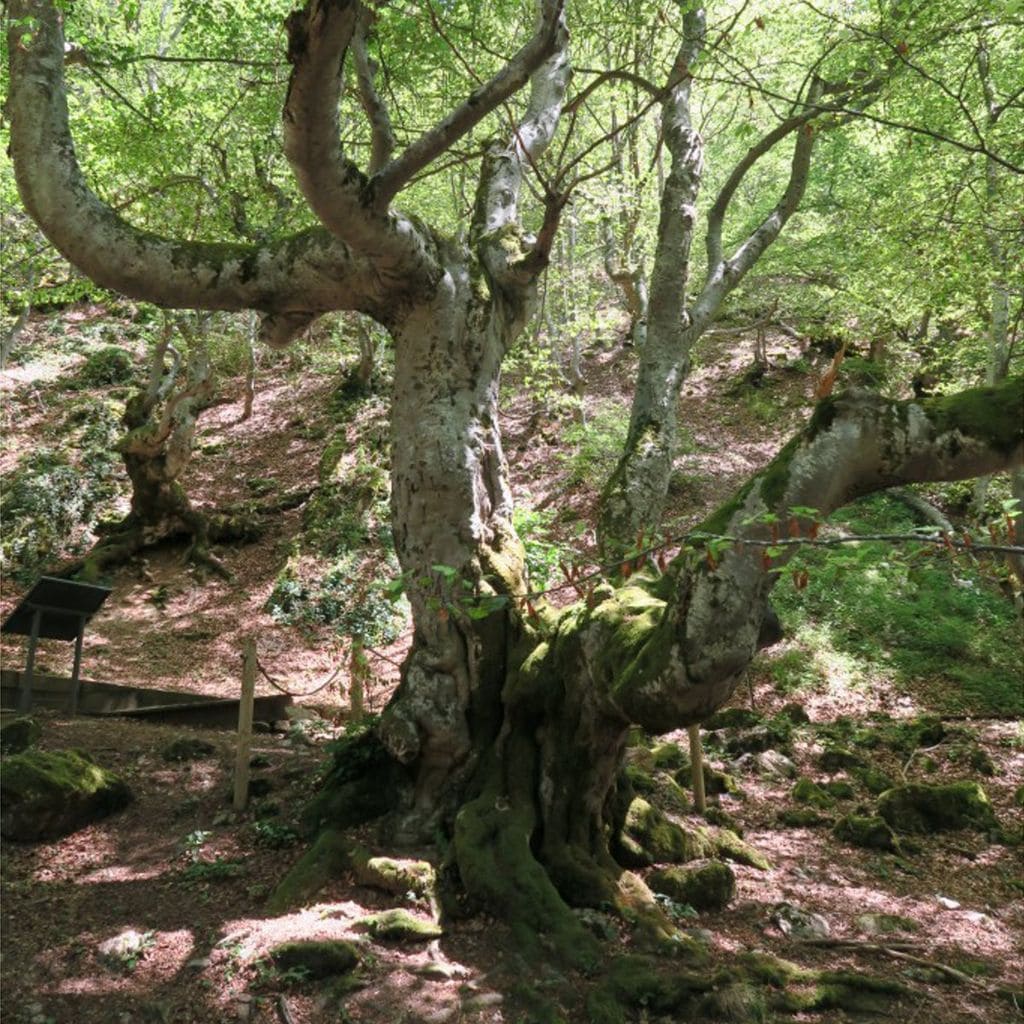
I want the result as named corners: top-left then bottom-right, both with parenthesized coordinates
top-left (8, 0), bottom-right (1023, 961)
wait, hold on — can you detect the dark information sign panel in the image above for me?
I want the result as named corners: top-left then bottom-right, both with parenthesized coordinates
top-left (2, 577), bottom-right (111, 641)
top-left (2, 576), bottom-right (112, 713)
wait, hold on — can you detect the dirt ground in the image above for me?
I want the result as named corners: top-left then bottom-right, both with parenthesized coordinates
top-left (2, 310), bottom-right (1022, 1023)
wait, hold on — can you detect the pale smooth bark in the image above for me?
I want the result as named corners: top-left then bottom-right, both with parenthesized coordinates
top-left (597, 4), bottom-right (858, 556)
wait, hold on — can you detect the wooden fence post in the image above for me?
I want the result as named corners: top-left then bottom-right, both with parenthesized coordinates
top-left (688, 724), bottom-right (706, 814)
top-left (233, 638), bottom-right (257, 812)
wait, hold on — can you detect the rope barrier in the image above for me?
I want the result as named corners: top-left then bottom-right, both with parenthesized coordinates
top-left (253, 650), bottom-right (345, 698)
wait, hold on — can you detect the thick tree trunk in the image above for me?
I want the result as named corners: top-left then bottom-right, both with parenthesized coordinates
top-left (313, 378), bottom-right (1022, 961)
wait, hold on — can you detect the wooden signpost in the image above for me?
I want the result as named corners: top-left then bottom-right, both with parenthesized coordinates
top-left (232, 638), bottom-right (257, 812)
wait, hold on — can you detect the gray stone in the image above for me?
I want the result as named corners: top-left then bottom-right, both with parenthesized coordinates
top-left (771, 902), bottom-right (830, 940)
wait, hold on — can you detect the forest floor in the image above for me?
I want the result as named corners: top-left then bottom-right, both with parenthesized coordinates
top-left (1, 306), bottom-right (1022, 1024)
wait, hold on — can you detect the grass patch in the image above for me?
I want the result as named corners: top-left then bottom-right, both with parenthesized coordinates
top-left (771, 495), bottom-right (1022, 717)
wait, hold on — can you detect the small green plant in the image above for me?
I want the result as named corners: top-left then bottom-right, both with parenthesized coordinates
top-left (560, 400), bottom-right (629, 485)
top-left (182, 829), bottom-right (212, 862)
top-left (266, 552), bottom-right (408, 645)
top-left (181, 857), bottom-right (246, 884)
top-left (513, 507), bottom-right (568, 590)
top-left (250, 820), bottom-right (300, 849)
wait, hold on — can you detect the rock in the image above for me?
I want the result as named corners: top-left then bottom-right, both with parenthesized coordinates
top-left (651, 741), bottom-right (686, 770)
top-left (777, 808), bottom-right (830, 828)
top-left (358, 908), bottom-right (443, 943)
top-left (856, 913), bottom-right (919, 936)
top-left (621, 797), bottom-right (701, 864)
top-left (249, 753), bottom-right (272, 769)
top-left (791, 778), bottom-right (835, 809)
top-left (702, 806), bottom-right (742, 833)
top-left (0, 716), bottom-right (41, 754)
top-left (731, 750), bottom-right (797, 780)
top-left (779, 702), bottom-right (811, 725)
top-left (852, 766), bottom-right (894, 795)
top-left (818, 746), bottom-right (866, 772)
top-left (285, 706), bottom-right (321, 722)
top-left (652, 771), bottom-right (691, 814)
top-left (98, 928), bottom-right (153, 971)
top-left (351, 852), bottom-right (436, 898)
top-left (712, 827), bottom-right (771, 870)
top-left (771, 902), bottom-right (830, 940)
top-left (704, 765), bottom-right (741, 795)
top-left (877, 781), bottom-right (998, 834)
top-left (724, 726), bottom-right (776, 756)
top-left (186, 957), bottom-right (212, 970)
top-left (968, 747), bottom-right (996, 776)
top-left (1, 749), bottom-right (131, 841)
top-left (270, 939), bottom-right (360, 979)
top-left (463, 992), bottom-right (503, 1010)
top-left (833, 814), bottom-right (900, 852)
top-left (161, 736), bottom-right (216, 762)
top-left (287, 725), bottom-right (314, 747)
top-left (823, 779), bottom-right (856, 800)
top-left (705, 708), bottom-right (763, 731)
top-left (648, 860), bottom-right (736, 912)
top-left (936, 895), bottom-right (960, 910)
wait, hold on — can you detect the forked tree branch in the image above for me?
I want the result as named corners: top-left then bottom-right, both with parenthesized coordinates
top-left (371, 0), bottom-right (565, 207)
top-left (6, 0), bottom-right (388, 326)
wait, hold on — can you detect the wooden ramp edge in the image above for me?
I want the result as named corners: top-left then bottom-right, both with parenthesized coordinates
top-left (0, 669), bottom-right (292, 729)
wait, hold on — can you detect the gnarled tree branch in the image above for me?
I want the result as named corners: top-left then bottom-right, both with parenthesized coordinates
top-left (6, 1), bottom-right (385, 328)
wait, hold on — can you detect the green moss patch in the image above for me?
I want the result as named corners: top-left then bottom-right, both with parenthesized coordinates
top-left (357, 908), bottom-right (443, 943)
top-left (1, 748), bottom-right (131, 841)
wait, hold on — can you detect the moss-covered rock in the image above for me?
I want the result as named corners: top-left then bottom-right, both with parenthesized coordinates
top-left (1014, 785), bottom-right (1024, 809)
top-left (778, 702), bottom-right (810, 725)
top-left (695, 981), bottom-right (767, 1022)
top-left (1, 749), bottom-right (131, 841)
top-left (724, 724), bottom-right (787, 756)
top-left (853, 765), bottom-right (895, 795)
top-left (818, 746), bottom-right (867, 772)
top-left (651, 771), bottom-right (691, 814)
top-left (358, 908), bottom-right (443, 942)
top-left (823, 779), bottom-right (856, 800)
top-left (673, 763), bottom-right (740, 796)
top-left (855, 913), bottom-right (919, 936)
top-left (270, 940), bottom-right (360, 979)
top-left (713, 828), bottom-right (771, 870)
top-left (877, 781), bottom-right (997, 834)
top-left (967, 746), bottom-right (997, 777)
top-left (777, 808), bottom-right (831, 828)
top-left (621, 798), bottom-right (701, 864)
top-left (792, 777), bottom-right (836, 808)
top-left (0, 716), bottom-right (41, 755)
top-left (705, 708), bottom-right (763, 731)
top-left (161, 736), bottom-right (217, 762)
top-left (651, 741), bottom-right (686, 771)
top-left (648, 860), bottom-right (736, 912)
top-left (349, 848), bottom-right (435, 898)
top-left (833, 814), bottom-right (900, 852)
